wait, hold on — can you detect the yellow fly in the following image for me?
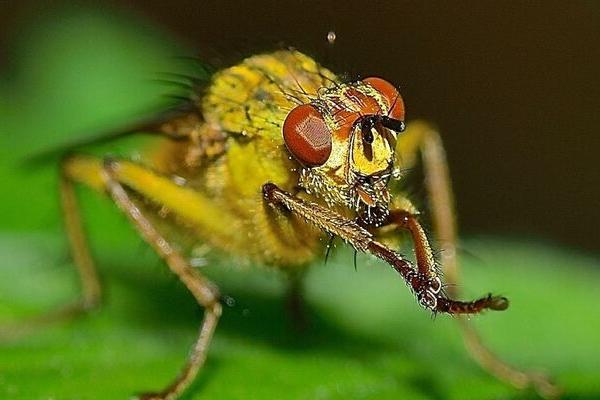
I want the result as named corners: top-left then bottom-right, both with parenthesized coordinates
top-left (35, 50), bottom-right (557, 399)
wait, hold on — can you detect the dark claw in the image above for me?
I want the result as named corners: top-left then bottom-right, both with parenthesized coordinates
top-left (488, 295), bottom-right (509, 311)
top-left (418, 290), bottom-right (437, 310)
top-left (135, 393), bottom-right (164, 400)
top-left (428, 276), bottom-right (442, 294)
top-left (135, 389), bottom-right (173, 400)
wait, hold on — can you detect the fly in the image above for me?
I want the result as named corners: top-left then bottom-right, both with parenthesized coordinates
top-left (16, 50), bottom-right (559, 399)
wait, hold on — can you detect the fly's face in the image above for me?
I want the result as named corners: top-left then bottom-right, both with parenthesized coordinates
top-left (283, 77), bottom-right (406, 227)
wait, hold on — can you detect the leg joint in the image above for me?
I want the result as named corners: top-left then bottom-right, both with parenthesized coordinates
top-left (262, 182), bottom-right (278, 203)
top-left (205, 300), bottom-right (223, 318)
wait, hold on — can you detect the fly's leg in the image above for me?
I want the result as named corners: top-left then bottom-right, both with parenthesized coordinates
top-left (397, 121), bottom-right (560, 398)
top-left (285, 271), bottom-right (308, 330)
top-left (383, 208), bottom-right (448, 308)
top-left (262, 183), bottom-right (505, 315)
top-left (59, 161), bottom-right (103, 312)
top-left (0, 160), bottom-right (103, 341)
top-left (103, 159), bottom-right (220, 400)
top-left (61, 155), bottom-right (226, 400)
top-left (395, 121), bottom-right (458, 287)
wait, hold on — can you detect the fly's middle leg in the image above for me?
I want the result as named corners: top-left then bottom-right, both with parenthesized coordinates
top-left (102, 158), bottom-right (221, 400)
top-left (57, 154), bottom-right (228, 399)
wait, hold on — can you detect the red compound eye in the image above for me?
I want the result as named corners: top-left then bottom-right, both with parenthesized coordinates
top-left (283, 104), bottom-right (332, 166)
top-left (363, 77), bottom-right (405, 121)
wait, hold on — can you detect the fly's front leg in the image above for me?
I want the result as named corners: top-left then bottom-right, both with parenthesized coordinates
top-left (380, 208), bottom-right (507, 313)
top-left (398, 121), bottom-right (560, 397)
top-left (395, 121), bottom-right (458, 289)
top-left (262, 183), bottom-right (505, 315)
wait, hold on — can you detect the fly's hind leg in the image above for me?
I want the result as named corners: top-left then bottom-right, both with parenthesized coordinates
top-left (285, 270), bottom-right (308, 330)
top-left (63, 155), bottom-right (224, 400)
top-left (396, 120), bottom-right (560, 398)
top-left (0, 159), bottom-right (103, 341)
top-left (59, 159), bottom-right (103, 313)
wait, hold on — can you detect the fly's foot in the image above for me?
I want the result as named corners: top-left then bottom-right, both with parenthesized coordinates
top-left (436, 293), bottom-right (509, 314)
top-left (406, 270), bottom-right (508, 314)
top-left (135, 391), bottom-right (169, 400)
top-left (405, 271), bottom-right (442, 309)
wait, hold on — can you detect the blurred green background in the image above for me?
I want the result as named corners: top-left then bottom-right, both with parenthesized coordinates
top-left (0, 2), bottom-right (599, 400)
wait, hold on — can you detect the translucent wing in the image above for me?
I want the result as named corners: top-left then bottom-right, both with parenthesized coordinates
top-left (23, 101), bottom-right (198, 167)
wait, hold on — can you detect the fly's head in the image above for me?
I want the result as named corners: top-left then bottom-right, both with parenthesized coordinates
top-left (283, 77), bottom-right (405, 227)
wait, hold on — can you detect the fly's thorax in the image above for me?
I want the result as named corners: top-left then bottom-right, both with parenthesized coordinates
top-left (285, 78), bottom-right (405, 227)
top-left (200, 50), bottom-right (338, 141)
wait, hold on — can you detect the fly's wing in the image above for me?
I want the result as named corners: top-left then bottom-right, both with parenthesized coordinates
top-left (16, 53), bottom-right (214, 167)
top-left (23, 50), bottom-right (338, 167)
top-left (23, 101), bottom-right (200, 167)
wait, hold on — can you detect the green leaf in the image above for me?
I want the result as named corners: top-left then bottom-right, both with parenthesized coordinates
top-left (1, 234), bottom-right (599, 399)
